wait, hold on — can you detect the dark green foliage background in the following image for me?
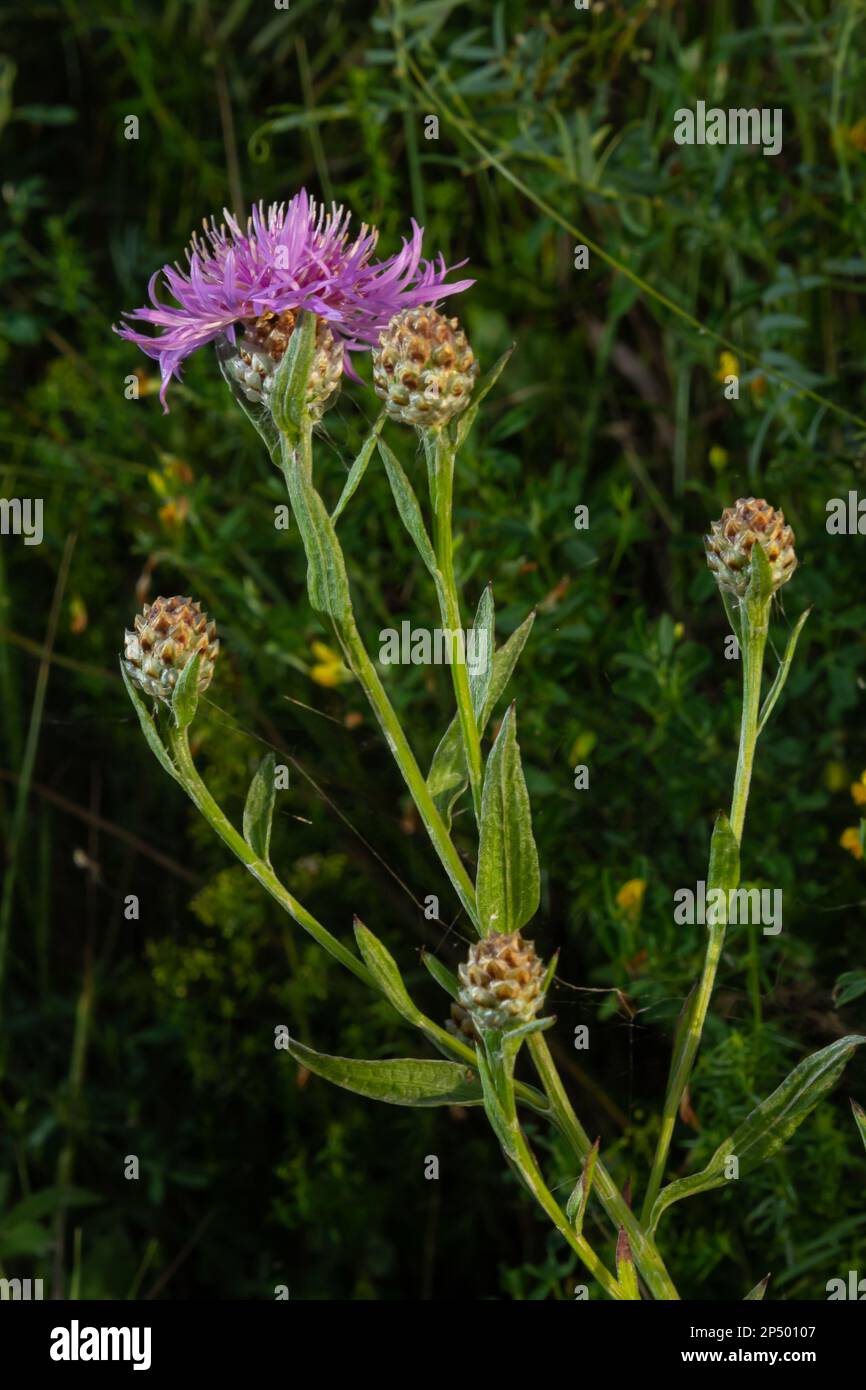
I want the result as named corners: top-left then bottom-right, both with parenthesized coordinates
top-left (1, 0), bottom-right (865, 1300)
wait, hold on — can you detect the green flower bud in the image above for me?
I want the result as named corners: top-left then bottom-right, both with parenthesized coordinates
top-left (372, 306), bottom-right (478, 429)
top-left (458, 931), bottom-right (545, 1033)
top-left (224, 310), bottom-right (343, 422)
top-left (123, 595), bottom-right (218, 704)
top-left (704, 497), bottom-right (797, 598)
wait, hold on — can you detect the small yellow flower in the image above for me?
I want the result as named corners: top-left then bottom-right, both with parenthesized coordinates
top-left (851, 778), bottom-right (866, 807)
top-left (840, 827), bottom-right (863, 860)
top-left (69, 594), bottom-right (88, 635)
top-left (715, 351), bottom-right (739, 382)
top-left (840, 117), bottom-right (866, 153)
top-left (616, 878), bottom-right (647, 914)
top-left (568, 729), bottom-right (597, 764)
top-left (708, 445), bottom-right (728, 472)
top-left (823, 761), bottom-right (848, 792)
top-left (309, 640), bottom-right (353, 688)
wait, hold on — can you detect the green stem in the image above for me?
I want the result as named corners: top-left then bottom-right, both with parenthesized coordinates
top-left (168, 726), bottom-right (374, 989)
top-left (485, 1042), bottom-right (627, 1300)
top-left (278, 430), bottom-right (480, 929)
top-left (161, 717), bottom-right (551, 1112)
top-left (425, 431), bottom-right (484, 824)
top-left (528, 1033), bottom-right (680, 1301)
top-left (510, 1125), bottom-right (627, 1300)
top-left (641, 601), bottom-right (769, 1224)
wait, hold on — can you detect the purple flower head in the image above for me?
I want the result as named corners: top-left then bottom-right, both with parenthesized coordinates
top-left (114, 189), bottom-right (473, 410)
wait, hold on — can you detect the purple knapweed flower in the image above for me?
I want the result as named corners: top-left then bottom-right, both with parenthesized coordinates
top-left (114, 189), bottom-right (473, 411)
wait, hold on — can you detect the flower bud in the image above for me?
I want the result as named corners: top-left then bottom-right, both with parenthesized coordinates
top-left (445, 1000), bottom-right (480, 1045)
top-left (457, 931), bottom-right (545, 1032)
top-left (704, 497), bottom-right (797, 598)
top-left (123, 595), bottom-right (218, 703)
top-left (223, 310), bottom-right (343, 421)
top-left (372, 306), bottom-right (478, 429)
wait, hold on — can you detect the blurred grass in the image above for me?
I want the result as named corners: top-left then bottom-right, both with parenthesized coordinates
top-left (0, 0), bottom-right (865, 1299)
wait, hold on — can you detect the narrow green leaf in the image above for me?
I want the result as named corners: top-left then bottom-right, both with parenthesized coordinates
top-left (468, 584), bottom-right (494, 720)
top-left (421, 949), bottom-right (460, 1000)
top-left (476, 704), bottom-right (540, 936)
top-left (475, 1046), bottom-right (519, 1155)
top-left (120, 660), bottom-right (179, 782)
top-left (427, 608), bottom-right (536, 828)
top-left (453, 345), bottom-right (515, 449)
top-left (746, 539), bottom-right (774, 610)
top-left (707, 811), bottom-right (740, 895)
top-left (1, 1187), bottom-right (99, 1227)
top-left (834, 970), bottom-right (866, 1008)
top-left (286, 1036), bottom-right (483, 1107)
top-left (851, 1099), bottom-right (866, 1153)
top-left (377, 437), bottom-right (440, 583)
top-left (616, 1228), bottom-right (639, 1301)
top-left (353, 919), bottom-right (423, 1026)
top-left (757, 608), bottom-right (811, 735)
top-left (566, 1138), bottom-right (599, 1235)
top-left (271, 311), bottom-right (316, 442)
top-left (171, 650), bottom-right (202, 731)
top-left (331, 414), bottom-right (386, 524)
top-left (280, 440), bottom-right (354, 624)
top-left (243, 752), bottom-right (276, 862)
top-left (744, 1275), bottom-right (770, 1301)
top-left (541, 949), bottom-right (559, 995)
top-left (649, 1035), bottom-right (866, 1232)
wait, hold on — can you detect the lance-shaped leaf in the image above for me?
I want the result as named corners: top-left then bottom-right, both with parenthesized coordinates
top-left (476, 704), bottom-right (540, 936)
top-left (566, 1138), bottom-right (600, 1236)
top-left (377, 437), bottom-right (440, 585)
top-left (707, 812), bottom-right (740, 915)
top-left (280, 439), bottom-right (354, 626)
top-left (468, 583), bottom-right (494, 720)
top-left (120, 661), bottom-right (179, 782)
top-left (428, 608), bottom-right (535, 827)
top-left (757, 608), bottom-right (810, 735)
top-left (852, 1099), bottom-right (866, 1154)
top-left (421, 949), bottom-right (460, 1001)
top-left (834, 971), bottom-right (866, 1008)
top-left (286, 1036), bottom-right (483, 1108)
top-left (331, 414), bottom-right (385, 524)
top-left (354, 919), bottom-right (423, 1027)
top-left (744, 1275), bottom-right (771, 1300)
top-left (616, 1228), bottom-right (639, 1301)
top-left (648, 1035), bottom-right (866, 1232)
top-left (270, 310), bottom-right (317, 443)
top-left (452, 345), bottom-right (515, 449)
top-left (170, 650), bottom-right (202, 732)
top-left (243, 752), bottom-right (276, 862)
top-left (746, 537), bottom-right (774, 613)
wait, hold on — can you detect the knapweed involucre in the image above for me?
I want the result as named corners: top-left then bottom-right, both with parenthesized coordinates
top-left (458, 931), bottom-right (545, 1033)
top-left (372, 306), bottom-right (478, 429)
top-left (123, 596), bottom-right (218, 703)
top-left (704, 497), bottom-right (797, 597)
top-left (225, 310), bottom-right (345, 421)
top-left (115, 190), bottom-right (473, 411)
